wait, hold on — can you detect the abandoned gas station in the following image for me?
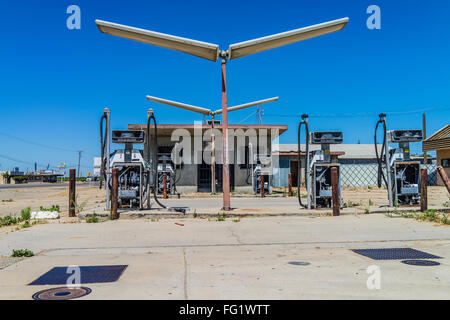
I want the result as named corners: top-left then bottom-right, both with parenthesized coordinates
top-left (128, 122), bottom-right (287, 193)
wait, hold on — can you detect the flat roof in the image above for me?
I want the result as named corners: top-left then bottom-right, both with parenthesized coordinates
top-left (128, 124), bottom-right (288, 136)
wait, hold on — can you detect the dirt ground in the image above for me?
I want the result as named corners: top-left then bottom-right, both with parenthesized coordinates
top-left (0, 183), bottom-right (448, 218)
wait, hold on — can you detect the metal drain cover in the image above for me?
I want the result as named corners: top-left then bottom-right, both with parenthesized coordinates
top-left (401, 260), bottom-right (441, 266)
top-left (29, 265), bottom-right (128, 285)
top-left (351, 248), bottom-right (441, 260)
top-left (32, 287), bottom-right (91, 300)
top-left (288, 261), bottom-right (310, 266)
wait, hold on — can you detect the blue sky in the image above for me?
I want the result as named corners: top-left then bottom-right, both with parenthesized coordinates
top-left (0, 0), bottom-right (449, 174)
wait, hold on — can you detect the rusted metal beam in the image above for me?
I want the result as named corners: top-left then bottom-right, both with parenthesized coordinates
top-left (420, 168), bottom-right (428, 212)
top-left (69, 169), bottom-right (76, 217)
top-left (288, 173), bottom-right (293, 197)
top-left (331, 167), bottom-right (340, 216)
top-left (163, 173), bottom-right (168, 199)
top-left (111, 167), bottom-right (119, 220)
top-left (221, 58), bottom-right (231, 211)
top-left (438, 166), bottom-right (450, 194)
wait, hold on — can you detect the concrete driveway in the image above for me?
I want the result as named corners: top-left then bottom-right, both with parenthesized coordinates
top-left (0, 214), bottom-right (449, 299)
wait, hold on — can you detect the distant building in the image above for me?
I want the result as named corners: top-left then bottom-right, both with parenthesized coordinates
top-left (423, 124), bottom-right (450, 186)
top-left (27, 170), bottom-right (64, 183)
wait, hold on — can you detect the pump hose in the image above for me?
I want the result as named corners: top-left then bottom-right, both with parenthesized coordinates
top-left (147, 114), bottom-right (167, 209)
top-left (374, 119), bottom-right (388, 188)
top-left (297, 119), bottom-right (309, 208)
top-left (99, 113), bottom-right (107, 189)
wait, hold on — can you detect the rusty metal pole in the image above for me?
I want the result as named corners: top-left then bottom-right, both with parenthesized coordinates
top-left (69, 169), bottom-right (76, 217)
top-left (420, 168), bottom-right (428, 212)
top-left (221, 56), bottom-right (231, 211)
top-left (288, 173), bottom-right (293, 197)
top-left (423, 113), bottom-right (427, 165)
top-left (331, 167), bottom-right (340, 216)
top-left (111, 167), bottom-right (119, 220)
top-left (437, 166), bottom-right (450, 194)
top-left (163, 173), bottom-right (168, 199)
top-left (260, 174), bottom-right (265, 198)
top-left (211, 115), bottom-right (216, 195)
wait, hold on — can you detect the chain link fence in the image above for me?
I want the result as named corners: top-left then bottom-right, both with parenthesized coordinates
top-left (341, 163), bottom-right (437, 187)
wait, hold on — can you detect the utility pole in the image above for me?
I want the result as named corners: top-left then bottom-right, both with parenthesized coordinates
top-left (77, 151), bottom-right (83, 178)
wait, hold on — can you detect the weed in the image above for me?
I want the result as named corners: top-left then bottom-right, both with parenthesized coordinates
top-left (443, 197), bottom-right (450, 208)
top-left (20, 207), bottom-right (31, 221)
top-left (11, 249), bottom-right (34, 257)
top-left (74, 195), bottom-right (89, 214)
top-left (193, 209), bottom-right (197, 218)
top-left (1, 199), bottom-right (13, 203)
top-left (0, 215), bottom-right (21, 227)
top-left (368, 199), bottom-right (374, 206)
top-left (232, 218), bottom-right (241, 223)
top-left (217, 212), bottom-right (227, 221)
top-left (39, 205), bottom-right (60, 212)
top-left (364, 207), bottom-right (370, 214)
top-left (21, 221), bottom-right (31, 228)
top-left (86, 213), bottom-right (99, 223)
top-left (401, 209), bottom-right (450, 225)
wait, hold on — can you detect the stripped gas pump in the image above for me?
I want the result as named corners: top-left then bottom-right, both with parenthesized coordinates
top-left (375, 114), bottom-right (423, 206)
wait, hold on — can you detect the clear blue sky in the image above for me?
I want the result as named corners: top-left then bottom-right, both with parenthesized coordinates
top-left (1, 0), bottom-right (449, 174)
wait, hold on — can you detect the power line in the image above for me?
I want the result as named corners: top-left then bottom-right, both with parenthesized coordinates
top-left (264, 105), bottom-right (450, 119)
top-left (0, 132), bottom-right (97, 156)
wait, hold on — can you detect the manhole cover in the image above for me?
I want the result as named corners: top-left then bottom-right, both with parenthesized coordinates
top-left (401, 260), bottom-right (441, 266)
top-left (32, 287), bottom-right (91, 300)
top-left (351, 248), bottom-right (441, 260)
top-left (29, 265), bottom-right (128, 285)
top-left (288, 261), bottom-right (310, 266)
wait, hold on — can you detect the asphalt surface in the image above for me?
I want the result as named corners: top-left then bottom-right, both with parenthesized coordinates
top-left (0, 182), bottom-right (92, 189)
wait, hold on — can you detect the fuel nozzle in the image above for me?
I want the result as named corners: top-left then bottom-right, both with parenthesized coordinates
top-left (301, 114), bottom-right (309, 120)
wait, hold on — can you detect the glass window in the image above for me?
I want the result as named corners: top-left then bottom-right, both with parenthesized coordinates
top-left (442, 158), bottom-right (450, 167)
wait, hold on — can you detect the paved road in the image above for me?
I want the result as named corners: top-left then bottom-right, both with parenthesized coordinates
top-left (0, 182), bottom-right (92, 190)
top-left (0, 214), bottom-right (449, 299)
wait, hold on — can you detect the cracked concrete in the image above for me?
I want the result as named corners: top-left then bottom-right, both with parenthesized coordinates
top-left (0, 215), bottom-right (449, 299)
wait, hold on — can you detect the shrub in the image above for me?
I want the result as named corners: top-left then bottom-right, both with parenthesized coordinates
top-left (39, 205), bottom-right (60, 212)
top-left (11, 249), bottom-right (34, 257)
top-left (86, 213), bottom-right (99, 223)
top-left (21, 207), bottom-right (31, 221)
top-left (12, 176), bottom-right (28, 184)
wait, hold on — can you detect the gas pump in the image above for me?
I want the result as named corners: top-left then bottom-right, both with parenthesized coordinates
top-left (99, 108), bottom-right (187, 212)
top-left (297, 114), bottom-right (343, 209)
top-left (252, 154), bottom-right (272, 195)
top-left (309, 131), bottom-right (343, 208)
top-left (375, 114), bottom-right (423, 206)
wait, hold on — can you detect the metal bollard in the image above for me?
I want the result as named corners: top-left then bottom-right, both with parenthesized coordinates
top-left (69, 169), bottom-right (76, 217)
top-left (163, 173), bottom-right (168, 199)
top-left (288, 173), bottom-right (293, 197)
top-left (260, 174), bottom-right (265, 198)
top-left (420, 168), bottom-right (428, 212)
top-left (331, 167), bottom-right (340, 216)
top-left (111, 168), bottom-right (119, 220)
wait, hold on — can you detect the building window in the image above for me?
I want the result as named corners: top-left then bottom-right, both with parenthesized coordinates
top-left (442, 158), bottom-right (450, 167)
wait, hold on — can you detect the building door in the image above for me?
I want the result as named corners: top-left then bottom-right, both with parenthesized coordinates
top-left (197, 163), bottom-right (234, 192)
top-left (290, 160), bottom-right (299, 187)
